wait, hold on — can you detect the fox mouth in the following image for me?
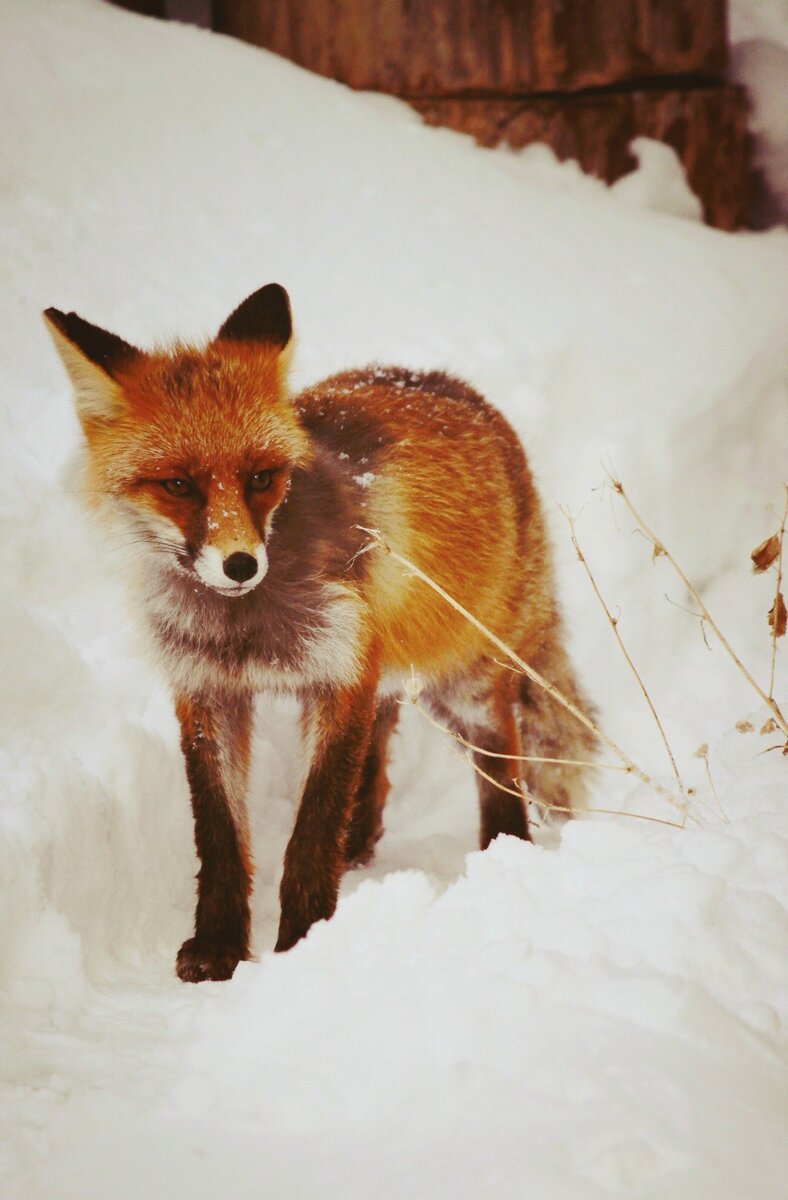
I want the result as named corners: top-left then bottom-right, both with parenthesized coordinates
top-left (165, 556), bottom-right (263, 597)
top-left (211, 582), bottom-right (259, 598)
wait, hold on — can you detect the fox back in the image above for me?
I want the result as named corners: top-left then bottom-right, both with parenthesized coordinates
top-left (45, 284), bottom-right (595, 981)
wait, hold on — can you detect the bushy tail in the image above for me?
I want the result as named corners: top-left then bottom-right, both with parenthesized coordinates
top-left (516, 633), bottom-right (597, 817)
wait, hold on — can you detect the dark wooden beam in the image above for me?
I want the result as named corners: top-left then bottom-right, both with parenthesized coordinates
top-left (213, 0), bottom-right (728, 95)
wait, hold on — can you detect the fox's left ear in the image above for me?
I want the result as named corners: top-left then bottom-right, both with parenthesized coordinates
top-left (43, 308), bottom-right (140, 427)
top-left (215, 283), bottom-right (292, 352)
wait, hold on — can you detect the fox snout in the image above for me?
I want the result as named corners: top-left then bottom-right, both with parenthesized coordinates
top-left (223, 552), bottom-right (258, 583)
top-left (193, 542), bottom-right (268, 596)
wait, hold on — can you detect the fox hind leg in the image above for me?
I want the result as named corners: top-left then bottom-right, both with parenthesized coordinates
top-left (426, 668), bottom-right (530, 850)
top-left (344, 697), bottom-right (399, 867)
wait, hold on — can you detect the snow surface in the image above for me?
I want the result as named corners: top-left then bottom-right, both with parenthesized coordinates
top-left (1, 2), bottom-right (787, 1197)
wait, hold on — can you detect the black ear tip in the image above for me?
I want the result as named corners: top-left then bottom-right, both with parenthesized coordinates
top-left (262, 282), bottom-right (289, 302)
top-left (43, 308), bottom-right (82, 337)
top-left (216, 283), bottom-right (293, 350)
top-left (257, 282), bottom-right (292, 321)
top-left (43, 308), bottom-right (138, 377)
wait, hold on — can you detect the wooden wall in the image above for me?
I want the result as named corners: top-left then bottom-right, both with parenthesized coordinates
top-left (213, 0), bottom-right (728, 94)
top-left (113, 0), bottom-right (752, 228)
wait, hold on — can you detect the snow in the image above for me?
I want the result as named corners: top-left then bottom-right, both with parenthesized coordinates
top-left (729, 0), bottom-right (788, 225)
top-left (1, 1), bottom-right (787, 1197)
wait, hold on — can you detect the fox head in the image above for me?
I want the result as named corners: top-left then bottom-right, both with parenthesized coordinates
top-left (44, 285), bottom-right (310, 597)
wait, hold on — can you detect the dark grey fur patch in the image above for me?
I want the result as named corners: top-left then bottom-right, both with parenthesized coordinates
top-left (150, 448), bottom-right (371, 687)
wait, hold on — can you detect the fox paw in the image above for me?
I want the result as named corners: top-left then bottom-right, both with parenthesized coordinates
top-left (343, 821), bottom-right (383, 869)
top-left (344, 842), bottom-right (377, 869)
top-left (176, 938), bottom-right (244, 983)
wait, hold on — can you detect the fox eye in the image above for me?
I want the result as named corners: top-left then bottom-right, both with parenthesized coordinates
top-left (249, 469), bottom-right (273, 492)
top-left (162, 478), bottom-right (193, 497)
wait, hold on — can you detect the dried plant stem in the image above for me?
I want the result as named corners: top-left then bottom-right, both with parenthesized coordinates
top-left (606, 475), bottom-right (788, 738)
top-left (768, 486), bottom-right (788, 701)
top-left (467, 757), bottom-right (537, 804)
top-left (469, 757), bottom-right (685, 830)
top-left (562, 507), bottom-right (689, 810)
top-left (358, 526), bottom-right (683, 811)
top-left (405, 695), bottom-right (687, 831)
top-left (697, 746), bottom-right (729, 824)
top-left (402, 696), bottom-right (627, 773)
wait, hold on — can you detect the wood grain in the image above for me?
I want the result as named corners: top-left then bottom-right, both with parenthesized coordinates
top-left (214, 0), bottom-right (727, 95)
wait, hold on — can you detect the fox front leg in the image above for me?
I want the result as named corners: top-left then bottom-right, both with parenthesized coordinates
top-left (276, 684), bottom-right (377, 952)
top-left (175, 690), bottom-right (253, 982)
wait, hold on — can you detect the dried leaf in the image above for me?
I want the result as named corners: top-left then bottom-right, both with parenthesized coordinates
top-left (751, 533), bottom-right (780, 573)
top-left (768, 592), bottom-right (787, 638)
top-left (693, 743), bottom-right (709, 759)
top-left (735, 719), bottom-right (754, 734)
top-left (760, 718), bottom-right (778, 735)
top-left (652, 542), bottom-right (666, 560)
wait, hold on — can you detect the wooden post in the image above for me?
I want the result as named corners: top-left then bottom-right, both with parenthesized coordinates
top-left (108, 0), bottom-right (165, 16)
top-left (214, 0), bottom-right (751, 230)
top-left (413, 85), bottom-right (750, 230)
top-left (213, 0), bottom-right (727, 94)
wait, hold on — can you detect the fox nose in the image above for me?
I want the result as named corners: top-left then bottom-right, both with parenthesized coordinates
top-left (223, 552), bottom-right (258, 583)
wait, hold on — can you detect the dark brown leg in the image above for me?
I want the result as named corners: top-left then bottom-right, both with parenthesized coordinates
top-left (276, 683), bottom-right (377, 952)
top-left (429, 671), bottom-right (529, 850)
top-left (474, 750), bottom-right (529, 848)
top-left (472, 700), bottom-right (530, 850)
top-left (175, 690), bottom-right (253, 982)
top-left (344, 697), bottom-right (399, 867)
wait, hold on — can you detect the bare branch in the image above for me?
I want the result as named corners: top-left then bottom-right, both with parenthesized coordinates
top-left (768, 485), bottom-right (788, 701)
top-left (400, 688), bottom-right (689, 831)
top-left (473, 759), bottom-right (686, 830)
top-left (693, 743), bottom-right (729, 824)
top-left (605, 476), bottom-right (787, 738)
top-left (562, 506), bottom-right (689, 811)
top-left (400, 695), bottom-right (627, 773)
top-left (357, 525), bottom-right (686, 813)
top-left (663, 593), bottom-right (712, 650)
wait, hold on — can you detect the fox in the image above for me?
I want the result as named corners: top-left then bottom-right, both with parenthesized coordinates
top-left (43, 283), bottom-right (596, 982)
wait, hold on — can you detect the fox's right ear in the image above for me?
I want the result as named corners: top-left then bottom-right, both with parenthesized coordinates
top-left (215, 284), bottom-right (292, 352)
top-left (42, 308), bottom-right (140, 425)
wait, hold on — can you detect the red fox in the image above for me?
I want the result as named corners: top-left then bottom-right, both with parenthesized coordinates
top-left (44, 284), bottom-right (595, 982)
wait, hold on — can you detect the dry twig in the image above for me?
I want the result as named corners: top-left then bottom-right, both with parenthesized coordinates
top-left (473, 759), bottom-right (685, 830)
top-left (561, 506), bottom-right (689, 811)
top-left (357, 525), bottom-right (688, 816)
top-left (767, 486), bottom-right (788, 702)
top-left (663, 593), bottom-right (712, 651)
top-left (399, 691), bottom-right (688, 831)
top-left (402, 694), bottom-right (625, 773)
top-left (693, 743), bottom-right (729, 824)
top-left (605, 474), bottom-right (788, 738)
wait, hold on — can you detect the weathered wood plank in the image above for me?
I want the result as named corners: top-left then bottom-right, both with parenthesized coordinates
top-left (413, 83), bottom-right (750, 230)
top-left (213, 0), bottom-right (728, 95)
top-left (109, 0), bottom-right (166, 16)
